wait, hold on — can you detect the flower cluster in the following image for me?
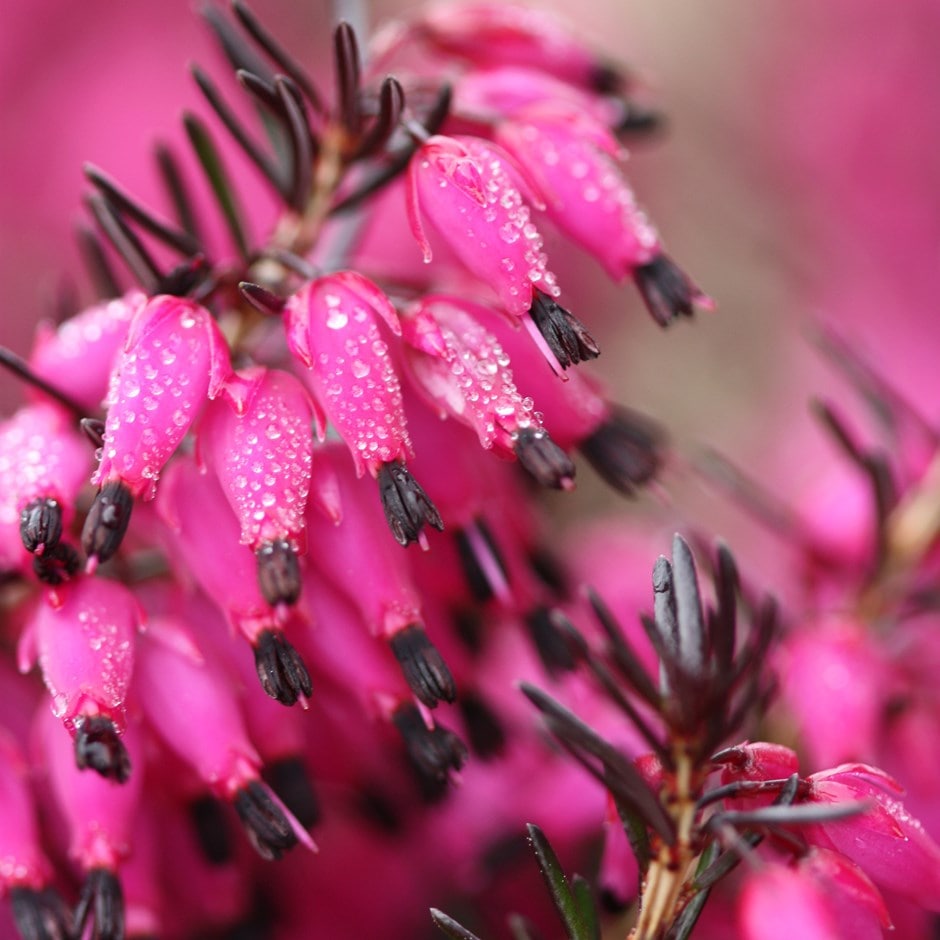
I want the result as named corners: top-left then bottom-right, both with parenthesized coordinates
top-left (2, 3), bottom-right (939, 940)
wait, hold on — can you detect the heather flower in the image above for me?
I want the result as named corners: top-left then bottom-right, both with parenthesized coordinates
top-left (494, 103), bottom-right (713, 326)
top-left (21, 576), bottom-right (140, 781)
top-left (198, 366), bottom-right (315, 609)
top-left (83, 293), bottom-right (230, 568)
top-left (406, 133), bottom-right (598, 371)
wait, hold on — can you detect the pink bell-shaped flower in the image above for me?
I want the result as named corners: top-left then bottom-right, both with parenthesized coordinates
top-left (28, 290), bottom-right (145, 413)
top-left (0, 402), bottom-right (91, 579)
top-left (156, 454), bottom-right (314, 707)
top-left (407, 133), bottom-right (598, 372)
top-left (495, 104), bottom-right (712, 326)
top-left (135, 617), bottom-right (315, 860)
top-left (199, 367), bottom-right (315, 610)
top-left (40, 708), bottom-right (145, 940)
top-left (804, 763), bottom-right (940, 910)
top-left (20, 576), bottom-right (140, 782)
top-left (83, 294), bottom-right (231, 569)
top-left (401, 295), bottom-right (575, 490)
top-left (285, 272), bottom-right (443, 547)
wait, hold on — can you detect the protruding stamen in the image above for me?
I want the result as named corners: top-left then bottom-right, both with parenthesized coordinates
top-left (74, 715), bottom-right (131, 783)
top-left (525, 606), bottom-right (577, 675)
top-left (514, 428), bottom-right (576, 490)
top-left (459, 691), bottom-right (507, 759)
top-left (80, 418), bottom-right (106, 448)
top-left (455, 520), bottom-right (509, 603)
top-left (233, 780), bottom-right (298, 861)
top-left (377, 462), bottom-right (444, 548)
top-left (157, 254), bottom-right (211, 297)
top-left (579, 407), bottom-right (664, 497)
top-left (389, 624), bottom-right (456, 708)
top-left (239, 281), bottom-right (287, 315)
top-left (634, 254), bottom-right (711, 327)
top-left (253, 630), bottom-right (312, 706)
top-left (20, 498), bottom-right (63, 555)
top-left (9, 886), bottom-right (70, 940)
top-left (392, 703), bottom-right (467, 792)
top-left (81, 481), bottom-right (134, 569)
top-left (32, 542), bottom-right (81, 587)
top-left (189, 795), bottom-right (234, 866)
top-left (263, 757), bottom-right (321, 830)
top-left (74, 869), bottom-right (124, 940)
top-left (528, 291), bottom-right (599, 370)
top-left (256, 540), bottom-right (302, 608)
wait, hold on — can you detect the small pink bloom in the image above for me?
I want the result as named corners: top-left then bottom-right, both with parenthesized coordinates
top-left (805, 764), bottom-right (940, 909)
top-left (373, 2), bottom-right (626, 93)
top-left (92, 294), bottom-right (231, 500)
top-left (407, 134), bottom-right (559, 318)
top-left (20, 576), bottom-right (140, 780)
top-left (28, 290), bottom-right (145, 413)
top-left (404, 296), bottom-right (531, 453)
top-left (284, 272), bottom-right (409, 476)
top-left (136, 617), bottom-right (314, 858)
top-left (0, 402), bottom-right (90, 565)
top-left (737, 862), bottom-right (844, 940)
top-left (716, 741), bottom-right (801, 784)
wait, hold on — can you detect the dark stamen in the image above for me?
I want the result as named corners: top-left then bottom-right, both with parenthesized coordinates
top-left (189, 795), bottom-right (234, 865)
top-left (590, 62), bottom-right (628, 94)
top-left (528, 546), bottom-right (570, 596)
top-left (0, 346), bottom-right (87, 419)
top-left (614, 102), bottom-right (664, 138)
top-left (233, 780), bottom-right (298, 861)
top-left (157, 254), bottom-right (212, 297)
top-left (333, 21), bottom-right (363, 137)
top-left (633, 253), bottom-right (708, 327)
top-left (578, 406), bottom-right (664, 497)
top-left (239, 281), bottom-right (287, 315)
top-left (263, 756), bottom-right (321, 830)
top-left (84, 164), bottom-right (201, 257)
top-left (20, 498), bottom-right (63, 555)
top-left (513, 427), bottom-right (576, 490)
top-left (9, 886), bottom-right (70, 940)
top-left (528, 290), bottom-right (599, 369)
top-left (392, 702), bottom-right (467, 787)
top-left (232, 0), bottom-right (324, 113)
top-left (253, 629), bottom-right (312, 706)
top-left (389, 624), bottom-right (456, 708)
top-left (525, 606), bottom-right (577, 675)
top-left (74, 869), bottom-right (124, 940)
top-left (81, 481), bottom-right (134, 568)
top-left (32, 542), bottom-right (81, 587)
top-left (459, 690), bottom-right (506, 759)
top-left (74, 715), bottom-right (131, 783)
top-left (76, 224), bottom-right (121, 299)
top-left (377, 462), bottom-right (444, 547)
top-left (256, 539), bottom-right (302, 607)
top-left (454, 519), bottom-right (508, 603)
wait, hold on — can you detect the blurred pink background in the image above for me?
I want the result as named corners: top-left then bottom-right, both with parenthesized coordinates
top-left (2, 0), bottom-right (938, 597)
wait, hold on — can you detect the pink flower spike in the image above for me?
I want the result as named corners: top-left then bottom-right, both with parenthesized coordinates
top-left (28, 290), bottom-right (145, 413)
top-left (805, 764), bottom-right (940, 909)
top-left (83, 294), bottom-right (231, 568)
top-left (402, 295), bottom-right (576, 490)
top-left (199, 367), bottom-right (315, 610)
top-left (799, 848), bottom-right (891, 935)
top-left (136, 621), bottom-right (315, 858)
top-left (23, 576), bottom-right (140, 782)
